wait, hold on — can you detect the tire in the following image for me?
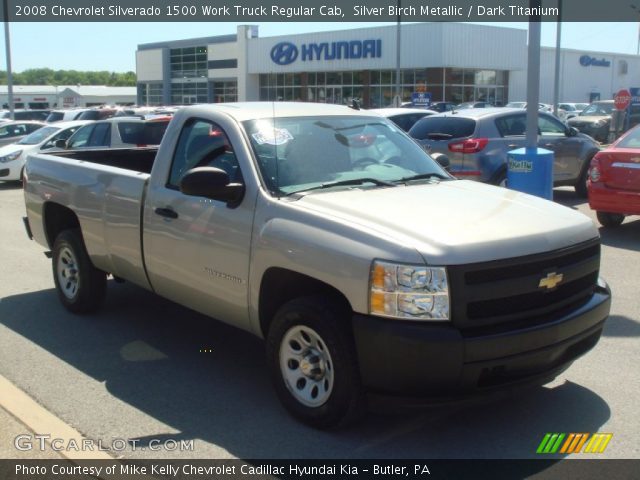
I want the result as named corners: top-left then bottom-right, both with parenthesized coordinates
top-left (52, 229), bottom-right (107, 313)
top-left (491, 169), bottom-right (507, 188)
top-left (266, 295), bottom-right (365, 429)
top-left (574, 160), bottom-right (591, 198)
top-left (596, 212), bottom-right (624, 228)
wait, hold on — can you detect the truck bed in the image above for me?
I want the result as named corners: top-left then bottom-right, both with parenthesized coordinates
top-left (51, 147), bottom-right (157, 174)
top-left (24, 149), bottom-right (156, 290)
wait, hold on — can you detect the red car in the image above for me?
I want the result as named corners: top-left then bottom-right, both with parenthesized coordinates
top-left (588, 125), bottom-right (640, 227)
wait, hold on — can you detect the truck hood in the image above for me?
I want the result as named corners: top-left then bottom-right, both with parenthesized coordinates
top-left (296, 180), bottom-right (598, 265)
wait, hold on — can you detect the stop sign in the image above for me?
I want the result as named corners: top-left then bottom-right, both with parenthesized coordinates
top-left (614, 89), bottom-right (631, 111)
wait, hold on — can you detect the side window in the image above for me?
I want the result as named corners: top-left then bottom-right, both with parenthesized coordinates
top-left (538, 115), bottom-right (566, 136)
top-left (43, 127), bottom-right (81, 150)
top-left (168, 119), bottom-right (239, 188)
top-left (68, 125), bottom-right (95, 148)
top-left (87, 123), bottom-right (111, 147)
top-left (390, 114), bottom-right (412, 132)
top-left (26, 123), bottom-right (43, 133)
top-left (495, 115), bottom-right (527, 137)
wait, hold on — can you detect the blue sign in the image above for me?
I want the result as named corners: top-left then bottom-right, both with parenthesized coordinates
top-left (579, 55), bottom-right (611, 68)
top-left (411, 92), bottom-right (432, 107)
top-left (270, 39), bottom-right (382, 65)
top-left (270, 42), bottom-right (299, 65)
top-left (630, 87), bottom-right (640, 105)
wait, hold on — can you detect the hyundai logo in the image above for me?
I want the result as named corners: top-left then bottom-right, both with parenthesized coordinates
top-left (579, 55), bottom-right (610, 68)
top-left (271, 42), bottom-right (298, 65)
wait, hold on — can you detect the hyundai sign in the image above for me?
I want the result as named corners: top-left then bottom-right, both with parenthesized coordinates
top-left (270, 40), bottom-right (382, 65)
top-left (579, 55), bottom-right (611, 68)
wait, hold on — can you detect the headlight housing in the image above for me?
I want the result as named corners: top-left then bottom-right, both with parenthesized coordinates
top-left (369, 260), bottom-right (450, 321)
top-left (0, 150), bottom-right (22, 163)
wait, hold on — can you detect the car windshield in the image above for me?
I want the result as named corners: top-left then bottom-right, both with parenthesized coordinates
top-left (581, 103), bottom-right (613, 116)
top-left (243, 115), bottom-right (449, 196)
top-left (17, 126), bottom-right (59, 145)
top-left (506, 102), bottom-right (526, 108)
top-left (117, 121), bottom-right (169, 145)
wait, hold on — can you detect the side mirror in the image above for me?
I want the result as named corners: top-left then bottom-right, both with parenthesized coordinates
top-left (567, 126), bottom-right (579, 137)
top-left (179, 167), bottom-right (245, 206)
top-left (54, 139), bottom-right (68, 149)
top-left (430, 152), bottom-right (451, 171)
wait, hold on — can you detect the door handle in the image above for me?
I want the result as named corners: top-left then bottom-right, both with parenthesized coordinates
top-left (154, 207), bottom-right (178, 219)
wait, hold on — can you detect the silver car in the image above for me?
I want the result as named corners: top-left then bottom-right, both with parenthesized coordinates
top-left (408, 107), bottom-right (600, 197)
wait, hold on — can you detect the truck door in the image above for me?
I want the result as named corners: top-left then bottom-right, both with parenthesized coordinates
top-left (142, 118), bottom-right (254, 331)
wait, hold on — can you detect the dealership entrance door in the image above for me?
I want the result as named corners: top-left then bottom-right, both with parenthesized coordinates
top-left (182, 95), bottom-right (198, 104)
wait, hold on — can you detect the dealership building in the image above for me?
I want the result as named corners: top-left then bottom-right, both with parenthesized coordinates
top-left (0, 85), bottom-right (137, 109)
top-left (135, 23), bottom-right (640, 108)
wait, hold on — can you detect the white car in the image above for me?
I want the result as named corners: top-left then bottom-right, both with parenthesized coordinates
top-left (0, 120), bottom-right (91, 181)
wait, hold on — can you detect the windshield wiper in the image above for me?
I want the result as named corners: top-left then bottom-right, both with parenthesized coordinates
top-left (288, 177), bottom-right (397, 196)
top-left (396, 172), bottom-right (450, 183)
top-left (425, 132), bottom-right (453, 140)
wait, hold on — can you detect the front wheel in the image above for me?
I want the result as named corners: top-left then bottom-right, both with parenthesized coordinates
top-left (266, 296), bottom-right (365, 429)
top-left (52, 229), bottom-right (107, 313)
top-left (596, 212), bottom-right (624, 228)
top-left (574, 160), bottom-right (591, 198)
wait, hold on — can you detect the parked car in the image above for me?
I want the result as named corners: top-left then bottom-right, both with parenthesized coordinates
top-left (0, 120), bottom-right (91, 182)
top-left (46, 108), bottom-right (91, 123)
top-left (588, 123), bottom-right (640, 227)
top-left (408, 107), bottom-right (599, 196)
top-left (456, 101), bottom-right (493, 109)
top-left (23, 102), bottom-right (610, 428)
top-left (0, 121), bottom-right (45, 148)
top-left (558, 103), bottom-right (589, 120)
top-left (370, 108), bottom-right (438, 132)
top-left (428, 102), bottom-right (458, 113)
top-left (75, 107), bottom-right (119, 121)
top-left (568, 100), bottom-right (640, 143)
top-left (61, 116), bottom-right (171, 150)
top-left (0, 109), bottom-right (50, 123)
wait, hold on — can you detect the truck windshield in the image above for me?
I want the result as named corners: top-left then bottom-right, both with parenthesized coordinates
top-left (243, 116), bottom-right (449, 196)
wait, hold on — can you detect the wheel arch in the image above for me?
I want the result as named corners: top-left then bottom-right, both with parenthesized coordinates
top-left (258, 267), bottom-right (352, 337)
top-left (43, 202), bottom-right (81, 249)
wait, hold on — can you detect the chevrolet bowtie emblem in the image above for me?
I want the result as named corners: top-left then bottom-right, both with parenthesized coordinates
top-left (539, 272), bottom-right (564, 289)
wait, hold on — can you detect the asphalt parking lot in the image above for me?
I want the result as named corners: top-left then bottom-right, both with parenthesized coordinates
top-left (0, 181), bottom-right (638, 463)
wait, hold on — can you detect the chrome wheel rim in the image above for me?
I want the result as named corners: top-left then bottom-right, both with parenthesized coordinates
top-left (57, 246), bottom-right (80, 300)
top-left (279, 326), bottom-right (334, 407)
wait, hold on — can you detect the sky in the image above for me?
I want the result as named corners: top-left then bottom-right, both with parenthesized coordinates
top-left (0, 21), bottom-right (638, 73)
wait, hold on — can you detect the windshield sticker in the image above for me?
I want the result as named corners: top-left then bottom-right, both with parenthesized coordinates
top-left (252, 128), bottom-right (294, 146)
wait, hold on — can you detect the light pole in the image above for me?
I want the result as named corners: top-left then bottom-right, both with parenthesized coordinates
top-left (394, 0), bottom-right (401, 106)
top-left (3, 0), bottom-right (14, 119)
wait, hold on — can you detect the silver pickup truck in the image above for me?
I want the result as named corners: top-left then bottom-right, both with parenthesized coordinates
top-left (23, 103), bottom-right (611, 428)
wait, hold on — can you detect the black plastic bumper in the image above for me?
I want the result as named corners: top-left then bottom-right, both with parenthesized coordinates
top-left (352, 284), bottom-right (611, 396)
top-left (22, 216), bottom-right (33, 240)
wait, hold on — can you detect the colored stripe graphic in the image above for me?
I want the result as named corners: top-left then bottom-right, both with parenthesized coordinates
top-left (537, 433), bottom-right (565, 453)
top-left (538, 433), bottom-right (613, 454)
top-left (585, 433), bottom-right (613, 453)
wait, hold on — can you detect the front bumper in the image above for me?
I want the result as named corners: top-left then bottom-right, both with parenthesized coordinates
top-left (588, 182), bottom-right (640, 215)
top-left (352, 281), bottom-right (610, 396)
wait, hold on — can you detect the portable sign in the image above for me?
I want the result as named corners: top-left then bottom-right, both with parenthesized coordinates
top-left (411, 92), bottom-right (432, 107)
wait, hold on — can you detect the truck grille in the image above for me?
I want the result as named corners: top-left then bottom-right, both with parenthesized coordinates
top-left (447, 239), bottom-right (600, 333)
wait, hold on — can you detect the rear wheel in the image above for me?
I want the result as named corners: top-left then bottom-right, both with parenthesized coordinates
top-left (52, 229), bottom-right (107, 313)
top-left (596, 212), bottom-right (624, 228)
top-left (574, 159), bottom-right (591, 198)
top-left (491, 169), bottom-right (507, 188)
top-left (266, 296), bottom-right (365, 429)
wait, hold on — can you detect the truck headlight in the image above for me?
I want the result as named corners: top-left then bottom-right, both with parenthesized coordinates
top-left (0, 150), bottom-right (22, 163)
top-left (369, 260), bottom-right (449, 321)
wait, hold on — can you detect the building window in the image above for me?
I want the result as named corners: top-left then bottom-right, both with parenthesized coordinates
top-left (138, 83), bottom-right (163, 106)
top-left (212, 81), bottom-right (238, 103)
top-left (170, 46), bottom-right (208, 79)
top-left (171, 81), bottom-right (208, 105)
